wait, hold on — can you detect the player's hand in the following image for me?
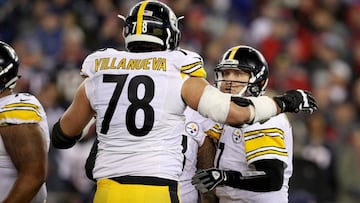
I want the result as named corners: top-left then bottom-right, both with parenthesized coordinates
top-left (273, 89), bottom-right (318, 113)
top-left (191, 168), bottom-right (227, 193)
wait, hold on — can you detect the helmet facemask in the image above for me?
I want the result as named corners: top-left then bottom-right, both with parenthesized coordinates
top-left (215, 64), bottom-right (251, 97)
top-left (215, 46), bottom-right (269, 97)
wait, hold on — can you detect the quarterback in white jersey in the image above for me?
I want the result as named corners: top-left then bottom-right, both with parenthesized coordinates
top-left (0, 41), bottom-right (50, 203)
top-left (215, 114), bottom-right (293, 203)
top-left (192, 46), bottom-right (294, 203)
top-left (51, 2), bottom-right (316, 203)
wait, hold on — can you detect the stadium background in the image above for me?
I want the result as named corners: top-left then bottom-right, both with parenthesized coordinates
top-left (1, 0), bottom-right (360, 202)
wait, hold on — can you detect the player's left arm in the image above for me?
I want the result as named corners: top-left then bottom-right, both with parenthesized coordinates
top-left (225, 159), bottom-right (284, 191)
top-left (197, 135), bottom-right (219, 203)
top-left (197, 136), bottom-right (217, 170)
top-left (192, 159), bottom-right (284, 193)
top-left (1, 123), bottom-right (48, 203)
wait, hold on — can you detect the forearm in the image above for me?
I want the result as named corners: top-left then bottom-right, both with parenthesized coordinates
top-left (224, 170), bottom-right (277, 192)
top-left (224, 159), bottom-right (284, 192)
top-left (229, 96), bottom-right (279, 125)
top-left (201, 190), bottom-right (219, 203)
top-left (57, 82), bottom-right (95, 137)
top-left (197, 136), bottom-right (217, 170)
top-left (51, 120), bottom-right (82, 149)
top-left (3, 174), bottom-right (45, 203)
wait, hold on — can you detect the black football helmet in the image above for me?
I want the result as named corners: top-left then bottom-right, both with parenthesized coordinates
top-left (215, 45), bottom-right (269, 97)
top-left (0, 41), bottom-right (20, 93)
top-left (121, 0), bottom-right (181, 51)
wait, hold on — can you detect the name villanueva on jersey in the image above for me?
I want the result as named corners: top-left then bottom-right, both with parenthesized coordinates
top-left (94, 57), bottom-right (167, 72)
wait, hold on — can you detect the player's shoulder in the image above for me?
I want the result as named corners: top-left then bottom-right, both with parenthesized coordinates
top-left (1, 93), bottom-right (42, 106)
top-left (81, 47), bottom-right (126, 77)
top-left (246, 113), bottom-right (290, 131)
top-left (88, 47), bottom-right (121, 56)
top-left (173, 48), bottom-right (202, 58)
top-left (170, 48), bottom-right (203, 63)
top-left (170, 48), bottom-right (206, 78)
top-left (269, 113), bottom-right (290, 126)
top-left (0, 93), bottom-right (46, 125)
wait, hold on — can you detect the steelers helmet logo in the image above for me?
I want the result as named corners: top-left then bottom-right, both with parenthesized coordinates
top-left (232, 129), bottom-right (243, 143)
top-left (185, 122), bottom-right (199, 137)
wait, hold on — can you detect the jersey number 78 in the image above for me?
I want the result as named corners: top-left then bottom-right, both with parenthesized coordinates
top-left (100, 74), bottom-right (155, 136)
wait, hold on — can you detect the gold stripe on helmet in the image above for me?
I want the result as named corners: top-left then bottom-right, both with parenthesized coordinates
top-left (228, 46), bottom-right (240, 60)
top-left (136, 1), bottom-right (149, 34)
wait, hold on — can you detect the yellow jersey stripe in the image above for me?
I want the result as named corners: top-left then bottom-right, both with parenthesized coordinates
top-left (188, 68), bottom-right (207, 78)
top-left (205, 129), bottom-right (221, 139)
top-left (0, 109), bottom-right (42, 122)
top-left (181, 61), bottom-right (203, 71)
top-left (136, 1), bottom-right (149, 34)
top-left (244, 128), bottom-right (284, 137)
top-left (246, 149), bottom-right (288, 161)
top-left (213, 124), bottom-right (223, 130)
top-left (3, 103), bottom-right (40, 111)
top-left (181, 61), bottom-right (207, 78)
top-left (245, 134), bottom-right (286, 152)
top-left (228, 46), bottom-right (240, 59)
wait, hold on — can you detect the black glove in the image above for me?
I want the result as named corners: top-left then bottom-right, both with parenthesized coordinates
top-left (191, 168), bottom-right (227, 193)
top-left (273, 89), bottom-right (318, 113)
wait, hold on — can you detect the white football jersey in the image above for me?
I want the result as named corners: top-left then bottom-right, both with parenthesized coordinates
top-left (179, 107), bottom-right (216, 203)
top-left (215, 114), bottom-right (293, 203)
top-left (0, 93), bottom-right (50, 202)
top-left (81, 48), bottom-right (206, 181)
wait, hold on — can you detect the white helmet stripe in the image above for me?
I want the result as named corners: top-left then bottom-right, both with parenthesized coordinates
top-left (125, 34), bottom-right (164, 46)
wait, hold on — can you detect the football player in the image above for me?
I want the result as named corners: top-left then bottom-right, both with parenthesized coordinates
top-left (192, 46), bottom-right (294, 203)
top-left (51, 1), bottom-right (317, 203)
top-left (0, 41), bottom-right (50, 203)
top-left (180, 107), bottom-right (221, 203)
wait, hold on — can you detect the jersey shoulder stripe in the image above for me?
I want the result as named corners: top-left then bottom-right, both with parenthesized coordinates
top-left (244, 127), bottom-right (288, 161)
top-left (0, 94), bottom-right (44, 126)
top-left (180, 61), bottom-right (206, 78)
top-left (176, 49), bottom-right (207, 78)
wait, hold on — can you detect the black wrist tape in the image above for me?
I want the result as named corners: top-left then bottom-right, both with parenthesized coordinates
top-left (51, 121), bottom-right (82, 149)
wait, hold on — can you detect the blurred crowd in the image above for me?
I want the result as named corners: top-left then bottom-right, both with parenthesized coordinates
top-left (1, 0), bottom-right (360, 203)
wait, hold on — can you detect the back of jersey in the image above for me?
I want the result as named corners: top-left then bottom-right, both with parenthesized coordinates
top-left (81, 48), bottom-right (206, 181)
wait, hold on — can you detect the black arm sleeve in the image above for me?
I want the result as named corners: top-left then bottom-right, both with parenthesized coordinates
top-left (230, 96), bottom-right (253, 107)
top-left (224, 159), bottom-right (285, 192)
top-left (51, 121), bottom-right (82, 149)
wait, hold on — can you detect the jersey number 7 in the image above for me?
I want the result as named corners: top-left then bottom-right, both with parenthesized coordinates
top-left (101, 74), bottom-right (155, 136)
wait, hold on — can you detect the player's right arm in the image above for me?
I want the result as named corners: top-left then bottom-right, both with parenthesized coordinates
top-left (181, 77), bottom-right (251, 125)
top-left (51, 82), bottom-right (96, 149)
top-left (197, 136), bottom-right (219, 203)
top-left (1, 123), bottom-right (47, 203)
top-left (181, 76), bottom-right (317, 127)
